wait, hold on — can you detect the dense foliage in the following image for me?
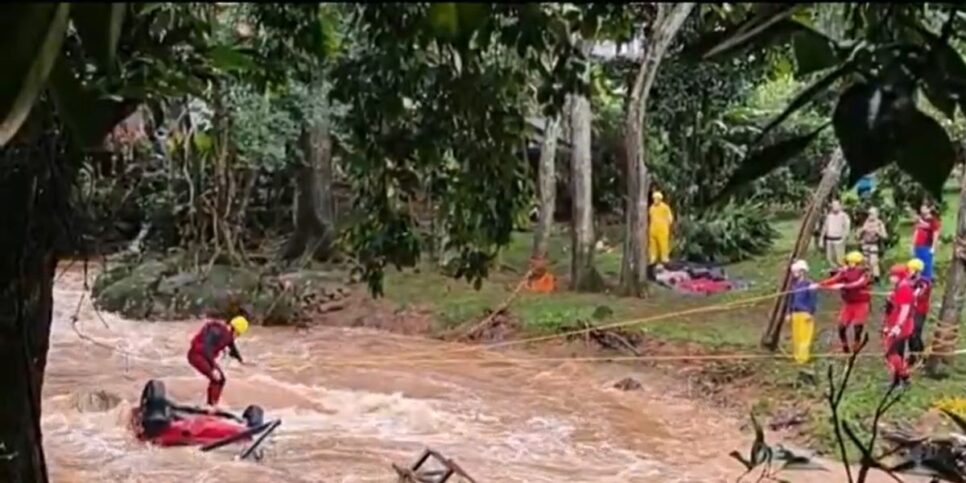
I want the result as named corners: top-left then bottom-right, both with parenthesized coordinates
top-left (695, 3), bottom-right (966, 201)
top-left (13, 3), bottom-right (966, 294)
top-left (331, 4), bottom-right (610, 293)
top-left (676, 203), bottom-right (778, 263)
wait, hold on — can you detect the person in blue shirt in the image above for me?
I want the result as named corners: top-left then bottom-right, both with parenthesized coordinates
top-left (787, 259), bottom-right (819, 364)
top-left (856, 175), bottom-right (874, 199)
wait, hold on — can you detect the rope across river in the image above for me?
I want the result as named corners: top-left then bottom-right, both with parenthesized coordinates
top-left (68, 274), bottom-right (963, 371)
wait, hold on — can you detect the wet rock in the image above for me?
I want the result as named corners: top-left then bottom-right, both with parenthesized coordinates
top-left (91, 263), bottom-right (134, 295)
top-left (94, 260), bottom-right (168, 318)
top-left (252, 290), bottom-right (299, 327)
top-left (613, 377), bottom-right (642, 391)
top-left (92, 257), bottom-right (351, 325)
top-left (173, 265), bottom-right (262, 316)
top-left (205, 265), bottom-right (261, 293)
top-left (156, 272), bottom-right (201, 297)
top-left (72, 390), bottom-right (122, 413)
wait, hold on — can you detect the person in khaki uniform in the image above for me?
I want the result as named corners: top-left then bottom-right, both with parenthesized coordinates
top-left (821, 199), bottom-right (851, 267)
top-left (857, 207), bottom-right (888, 283)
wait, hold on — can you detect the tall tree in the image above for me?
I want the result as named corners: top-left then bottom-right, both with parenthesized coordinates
top-left (332, 4), bottom-right (592, 294)
top-left (927, 157), bottom-right (966, 375)
top-left (618, 3), bottom-right (696, 297)
top-left (284, 113), bottom-right (335, 260)
top-left (569, 93), bottom-right (603, 290)
top-left (531, 116), bottom-right (561, 261)
top-left (0, 4), bottom-right (279, 479)
top-left (242, 5), bottom-right (343, 262)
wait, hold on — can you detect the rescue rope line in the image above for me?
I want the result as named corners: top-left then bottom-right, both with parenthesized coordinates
top-left (308, 348), bottom-right (966, 368)
top-left (69, 291), bottom-right (182, 369)
top-left (311, 285), bottom-right (872, 365)
top-left (70, 264), bottom-right (951, 374)
top-left (70, 282), bottom-right (966, 372)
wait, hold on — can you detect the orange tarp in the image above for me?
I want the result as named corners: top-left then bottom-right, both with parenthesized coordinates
top-left (526, 256), bottom-right (556, 293)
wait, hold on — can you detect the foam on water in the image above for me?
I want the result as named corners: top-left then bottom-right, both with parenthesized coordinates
top-left (44, 265), bottom-right (766, 482)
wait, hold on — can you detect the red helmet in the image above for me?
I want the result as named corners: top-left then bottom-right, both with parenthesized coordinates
top-left (889, 264), bottom-right (910, 279)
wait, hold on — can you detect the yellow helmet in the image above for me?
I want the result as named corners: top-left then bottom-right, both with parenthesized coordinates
top-left (845, 251), bottom-right (864, 265)
top-left (907, 258), bottom-right (925, 273)
top-left (653, 191), bottom-right (664, 201)
top-left (229, 316), bottom-right (250, 336)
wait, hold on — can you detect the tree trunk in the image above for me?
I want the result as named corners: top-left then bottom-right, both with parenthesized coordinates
top-left (618, 3), bottom-right (695, 297)
top-left (761, 148), bottom-right (845, 350)
top-left (0, 131), bottom-right (64, 482)
top-left (926, 158), bottom-right (966, 375)
top-left (569, 94), bottom-right (603, 291)
top-left (532, 116), bottom-right (561, 261)
top-left (283, 119), bottom-right (335, 261)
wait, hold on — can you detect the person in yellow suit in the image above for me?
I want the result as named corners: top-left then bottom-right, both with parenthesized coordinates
top-left (648, 191), bottom-right (674, 265)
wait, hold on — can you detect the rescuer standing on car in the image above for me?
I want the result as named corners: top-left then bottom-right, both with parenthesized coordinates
top-left (187, 314), bottom-right (249, 408)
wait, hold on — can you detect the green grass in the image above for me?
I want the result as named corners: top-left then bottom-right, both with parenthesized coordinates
top-left (381, 187), bottom-right (966, 454)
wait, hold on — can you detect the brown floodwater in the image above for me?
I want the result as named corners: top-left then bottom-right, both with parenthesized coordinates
top-left (42, 264), bottom-right (921, 482)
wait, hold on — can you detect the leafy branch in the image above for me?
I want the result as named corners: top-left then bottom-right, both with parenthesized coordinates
top-left (694, 3), bottom-right (966, 202)
top-left (731, 334), bottom-right (916, 482)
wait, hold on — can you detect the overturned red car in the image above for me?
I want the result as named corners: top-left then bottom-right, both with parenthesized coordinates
top-left (131, 379), bottom-right (280, 459)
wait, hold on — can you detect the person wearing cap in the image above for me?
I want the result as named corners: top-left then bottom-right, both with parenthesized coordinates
top-left (187, 312), bottom-right (251, 408)
top-left (911, 203), bottom-right (941, 281)
top-left (906, 258), bottom-right (932, 365)
top-left (787, 259), bottom-right (818, 364)
top-left (857, 207), bottom-right (888, 283)
top-left (882, 263), bottom-right (916, 386)
top-left (814, 251), bottom-right (871, 353)
top-left (648, 191), bottom-right (674, 266)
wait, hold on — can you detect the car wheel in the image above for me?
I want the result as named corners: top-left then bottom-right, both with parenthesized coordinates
top-left (140, 380), bottom-right (171, 437)
top-left (242, 405), bottom-right (264, 428)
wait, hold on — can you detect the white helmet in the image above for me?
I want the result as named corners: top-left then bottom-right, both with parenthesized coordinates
top-left (790, 260), bottom-right (809, 273)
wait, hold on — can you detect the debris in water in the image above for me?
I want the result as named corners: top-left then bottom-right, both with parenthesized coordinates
top-left (613, 377), bottom-right (642, 391)
top-left (577, 320), bottom-right (641, 356)
top-left (767, 408), bottom-right (808, 431)
top-left (392, 448), bottom-right (478, 483)
top-left (72, 390), bottom-right (122, 413)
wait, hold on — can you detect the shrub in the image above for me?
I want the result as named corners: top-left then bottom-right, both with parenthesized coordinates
top-left (675, 202), bottom-right (778, 263)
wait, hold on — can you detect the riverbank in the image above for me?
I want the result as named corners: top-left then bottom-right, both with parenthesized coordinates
top-left (79, 195), bottom-right (966, 473)
top-left (360, 223), bottom-right (966, 463)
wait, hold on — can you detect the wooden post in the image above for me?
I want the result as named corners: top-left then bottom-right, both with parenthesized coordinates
top-left (762, 148), bottom-right (845, 350)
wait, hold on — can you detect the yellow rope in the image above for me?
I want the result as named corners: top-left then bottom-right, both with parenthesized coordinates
top-left (303, 287), bottom-right (791, 365)
top-left (301, 348), bottom-right (966, 369)
top-left (305, 287), bottom-right (904, 365)
top-left (71, 267), bottom-right (957, 374)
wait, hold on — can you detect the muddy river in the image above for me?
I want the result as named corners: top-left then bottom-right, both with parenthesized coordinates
top-left (42, 265), bottom-right (912, 482)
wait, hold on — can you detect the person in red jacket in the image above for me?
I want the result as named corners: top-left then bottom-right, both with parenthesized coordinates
top-left (906, 258), bottom-right (932, 366)
top-left (187, 315), bottom-right (250, 407)
top-left (912, 203), bottom-right (941, 280)
top-left (883, 263), bottom-right (916, 387)
top-left (814, 251), bottom-right (871, 353)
